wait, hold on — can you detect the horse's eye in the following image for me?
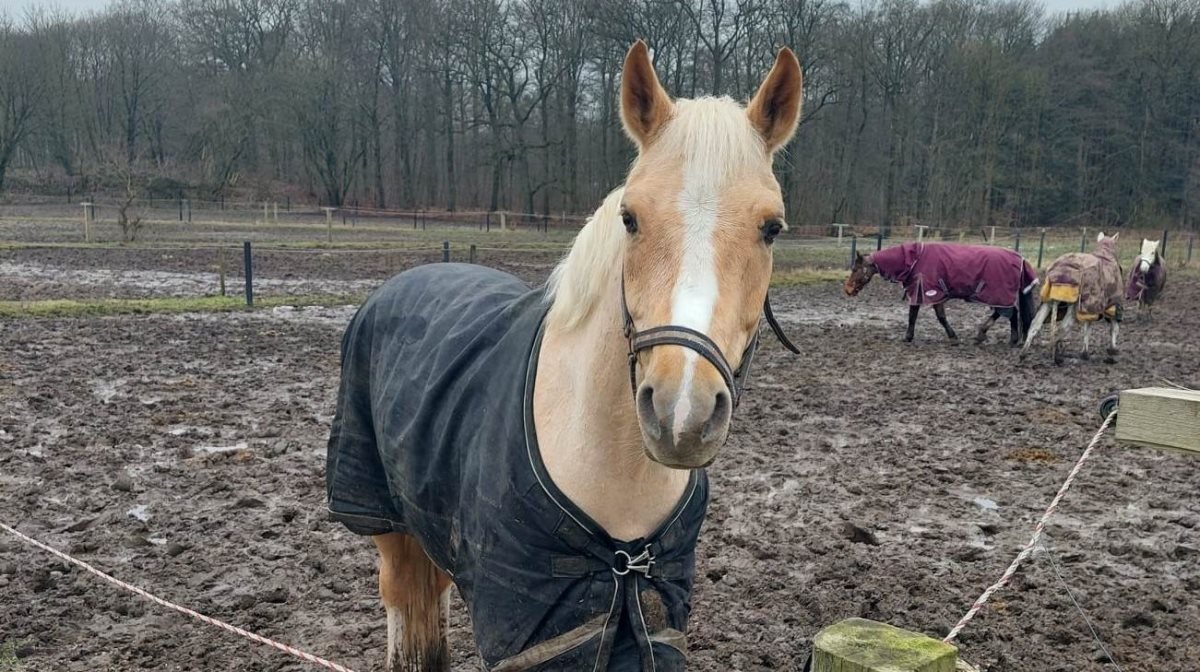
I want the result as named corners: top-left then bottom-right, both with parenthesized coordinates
top-left (621, 209), bottom-right (638, 234)
top-left (762, 219), bottom-right (783, 245)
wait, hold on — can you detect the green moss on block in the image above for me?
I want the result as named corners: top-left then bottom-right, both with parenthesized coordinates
top-left (813, 619), bottom-right (957, 672)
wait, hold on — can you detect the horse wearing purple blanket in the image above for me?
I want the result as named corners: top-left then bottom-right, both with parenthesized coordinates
top-left (1126, 238), bottom-right (1167, 321)
top-left (845, 242), bottom-right (1038, 345)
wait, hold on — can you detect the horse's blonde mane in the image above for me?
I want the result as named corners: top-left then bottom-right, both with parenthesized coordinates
top-left (545, 97), bottom-right (769, 332)
top-left (545, 188), bottom-right (626, 331)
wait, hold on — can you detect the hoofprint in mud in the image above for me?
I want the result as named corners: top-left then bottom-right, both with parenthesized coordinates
top-left (3, 275), bottom-right (1199, 672)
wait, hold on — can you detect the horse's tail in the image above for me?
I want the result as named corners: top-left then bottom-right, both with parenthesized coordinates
top-left (1018, 284), bottom-right (1035, 338)
top-left (1018, 261), bottom-right (1038, 338)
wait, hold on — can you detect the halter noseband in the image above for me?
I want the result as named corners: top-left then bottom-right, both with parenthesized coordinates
top-left (620, 272), bottom-right (799, 407)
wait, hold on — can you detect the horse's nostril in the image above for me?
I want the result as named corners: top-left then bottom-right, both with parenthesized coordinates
top-left (702, 390), bottom-right (731, 442)
top-left (636, 385), bottom-right (661, 440)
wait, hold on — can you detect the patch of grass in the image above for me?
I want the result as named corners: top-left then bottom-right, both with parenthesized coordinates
top-left (0, 641), bottom-right (24, 672)
top-left (771, 268), bottom-right (847, 287)
top-left (0, 293), bottom-right (362, 319)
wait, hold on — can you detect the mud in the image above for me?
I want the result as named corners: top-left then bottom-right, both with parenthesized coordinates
top-left (2, 265), bottom-right (1199, 672)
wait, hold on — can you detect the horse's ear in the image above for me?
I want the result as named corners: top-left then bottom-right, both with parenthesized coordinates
top-left (747, 47), bottom-right (804, 153)
top-left (1096, 231), bottom-right (1105, 242)
top-left (855, 252), bottom-right (864, 265)
top-left (1111, 232), bottom-right (1119, 242)
top-left (620, 40), bottom-right (673, 148)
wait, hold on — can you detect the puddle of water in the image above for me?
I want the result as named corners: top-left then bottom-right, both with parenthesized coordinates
top-left (973, 497), bottom-right (1000, 511)
top-left (127, 504), bottom-right (151, 522)
top-left (194, 441), bottom-right (248, 456)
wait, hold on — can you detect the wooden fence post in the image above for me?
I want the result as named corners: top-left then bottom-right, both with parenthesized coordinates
top-left (81, 202), bottom-right (93, 242)
top-left (469, 244), bottom-right (477, 264)
top-left (1188, 234), bottom-right (1194, 264)
top-left (989, 226), bottom-right (995, 244)
top-left (848, 234), bottom-right (858, 268)
top-left (1037, 229), bottom-right (1046, 268)
top-left (322, 207), bottom-right (336, 243)
top-left (813, 619), bottom-right (957, 672)
top-left (876, 232), bottom-right (883, 251)
top-left (1080, 227), bottom-right (1087, 252)
top-left (1161, 229), bottom-right (1169, 259)
top-left (442, 241), bottom-right (450, 262)
top-left (243, 241), bottom-right (254, 307)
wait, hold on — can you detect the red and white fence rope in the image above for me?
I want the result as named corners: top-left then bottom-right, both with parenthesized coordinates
top-left (943, 410), bottom-right (1118, 643)
top-left (0, 521), bottom-right (359, 672)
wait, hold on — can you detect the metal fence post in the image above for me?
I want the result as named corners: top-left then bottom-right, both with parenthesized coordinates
top-left (1080, 227), bottom-right (1087, 252)
top-left (243, 241), bottom-right (254, 307)
top-left (876, 232), bottom-right (883, 251)
top-left (848, 234), bottom-right (858, 269)
top-left (442, 240), bottom-right (450, 262)
top-left (1161, 229), bottom-right (1169, 259)
top-left (1188, 234), bottom-right (1195, 264)
top-left (1037, 230), bottom-right (1046, 268)
top-left (1014, 230), bottom-right (1021, 252)
top-left (469, 244), bottom-right (477, 264)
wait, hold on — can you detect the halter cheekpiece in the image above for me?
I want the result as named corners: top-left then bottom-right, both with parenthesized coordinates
top-left (620, 271), bottom-right (799, 407)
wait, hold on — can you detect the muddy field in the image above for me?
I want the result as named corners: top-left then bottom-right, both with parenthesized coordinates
top-left (2, 248), bottom-right (1199, 672)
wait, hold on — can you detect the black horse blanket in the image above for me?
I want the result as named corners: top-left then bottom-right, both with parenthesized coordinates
top-left (326, 263), bottom-right (708, 671)
top-left (871, 242), bottom-right (1037, 307)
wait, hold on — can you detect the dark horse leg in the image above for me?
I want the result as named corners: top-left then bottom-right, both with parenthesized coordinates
top-left (934, 303), bottom-right (959, 343)
top-left (1008, 307), bottom-right (1020, 346)
top-left (974, 309), bottom-right (1001, 344)
top-left (905, 305), bottom-right (919, 342)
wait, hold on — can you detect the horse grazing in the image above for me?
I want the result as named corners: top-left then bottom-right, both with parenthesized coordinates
top-left (844, 243), bottom-right (1037, 345)
top-left (326, 42), bottom-right (803, 671)
top-left (1125, 238), bottom-right (1167, 321)
top-left (1022, 232), bottom-right (1124, 364)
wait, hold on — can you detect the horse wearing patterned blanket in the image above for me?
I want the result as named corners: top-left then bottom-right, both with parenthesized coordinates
top-left (1022, 232), bottom-right (1124, 365)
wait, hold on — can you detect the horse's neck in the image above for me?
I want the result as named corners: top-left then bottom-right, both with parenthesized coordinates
top-left (533, 279), bottom-right (691, 542)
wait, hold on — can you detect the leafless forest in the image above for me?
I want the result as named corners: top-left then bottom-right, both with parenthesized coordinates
top-left (1, 0), bottom-right (1199, 232)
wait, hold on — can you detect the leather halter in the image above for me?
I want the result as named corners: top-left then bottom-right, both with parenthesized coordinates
top-left (620, 272), bottom-right (799, 407)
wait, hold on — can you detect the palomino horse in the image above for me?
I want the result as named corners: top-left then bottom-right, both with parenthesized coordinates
top-left (326, 42), bottom-right (803, 671)
top-left (1022, 232), bottom-right (1124, 364)
top-left (844, 243), bottom-right (1037, 345)
top-left (1125, 238), bottom-right (1167, 321)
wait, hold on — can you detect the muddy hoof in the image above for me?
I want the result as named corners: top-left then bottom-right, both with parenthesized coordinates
top-left (1053, 341), bottom-right (1065, 366)
top-left (904, 335), bottom-right (914, 343)
top-left (1105, 347), bottom-right (1118, 364)
top-left (973, 334), bottom-right (987, 345)
top-left (948, 337), bottom-right (960, 346)
top-left (1080, 351), bottom-right (1090, 361)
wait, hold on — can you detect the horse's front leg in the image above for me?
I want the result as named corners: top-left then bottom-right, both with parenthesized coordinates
top-left (974, 309), bottom-right (999, 345)
top-left (1008, 307), bottom-right (1020, 346)
top-left (375, 532), bottom-right (452, 672)
top-left (934, 303), bottom-right (958, 343)
top-left (905, 305), bottom-right (919, 342)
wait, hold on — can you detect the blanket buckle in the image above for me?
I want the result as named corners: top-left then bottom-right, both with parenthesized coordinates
top-left (613, 546), bottom-right (655, 577)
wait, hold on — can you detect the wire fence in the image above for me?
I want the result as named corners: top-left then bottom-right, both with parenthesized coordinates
top-left (1, 200), bottom-right (1196, 308)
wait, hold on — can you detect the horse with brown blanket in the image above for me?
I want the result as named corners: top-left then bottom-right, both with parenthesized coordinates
top-left (1022, 232), bottom-right (1124, 364)
top-left (845, 242), bottom-right (1038, 345)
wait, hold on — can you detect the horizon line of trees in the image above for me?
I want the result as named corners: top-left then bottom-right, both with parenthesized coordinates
top-left (1, 0), bottom-right (1198, 231)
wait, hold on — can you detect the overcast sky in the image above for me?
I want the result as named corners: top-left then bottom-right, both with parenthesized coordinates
top-left (3, 0), bottom-right (1120, 19)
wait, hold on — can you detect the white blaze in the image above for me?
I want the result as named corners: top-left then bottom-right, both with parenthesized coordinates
top-left (669, 161), bottom-right (720, 441)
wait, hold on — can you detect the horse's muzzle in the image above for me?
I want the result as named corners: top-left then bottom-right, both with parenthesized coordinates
top-left (635, 374), bottom-right (730, 469)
